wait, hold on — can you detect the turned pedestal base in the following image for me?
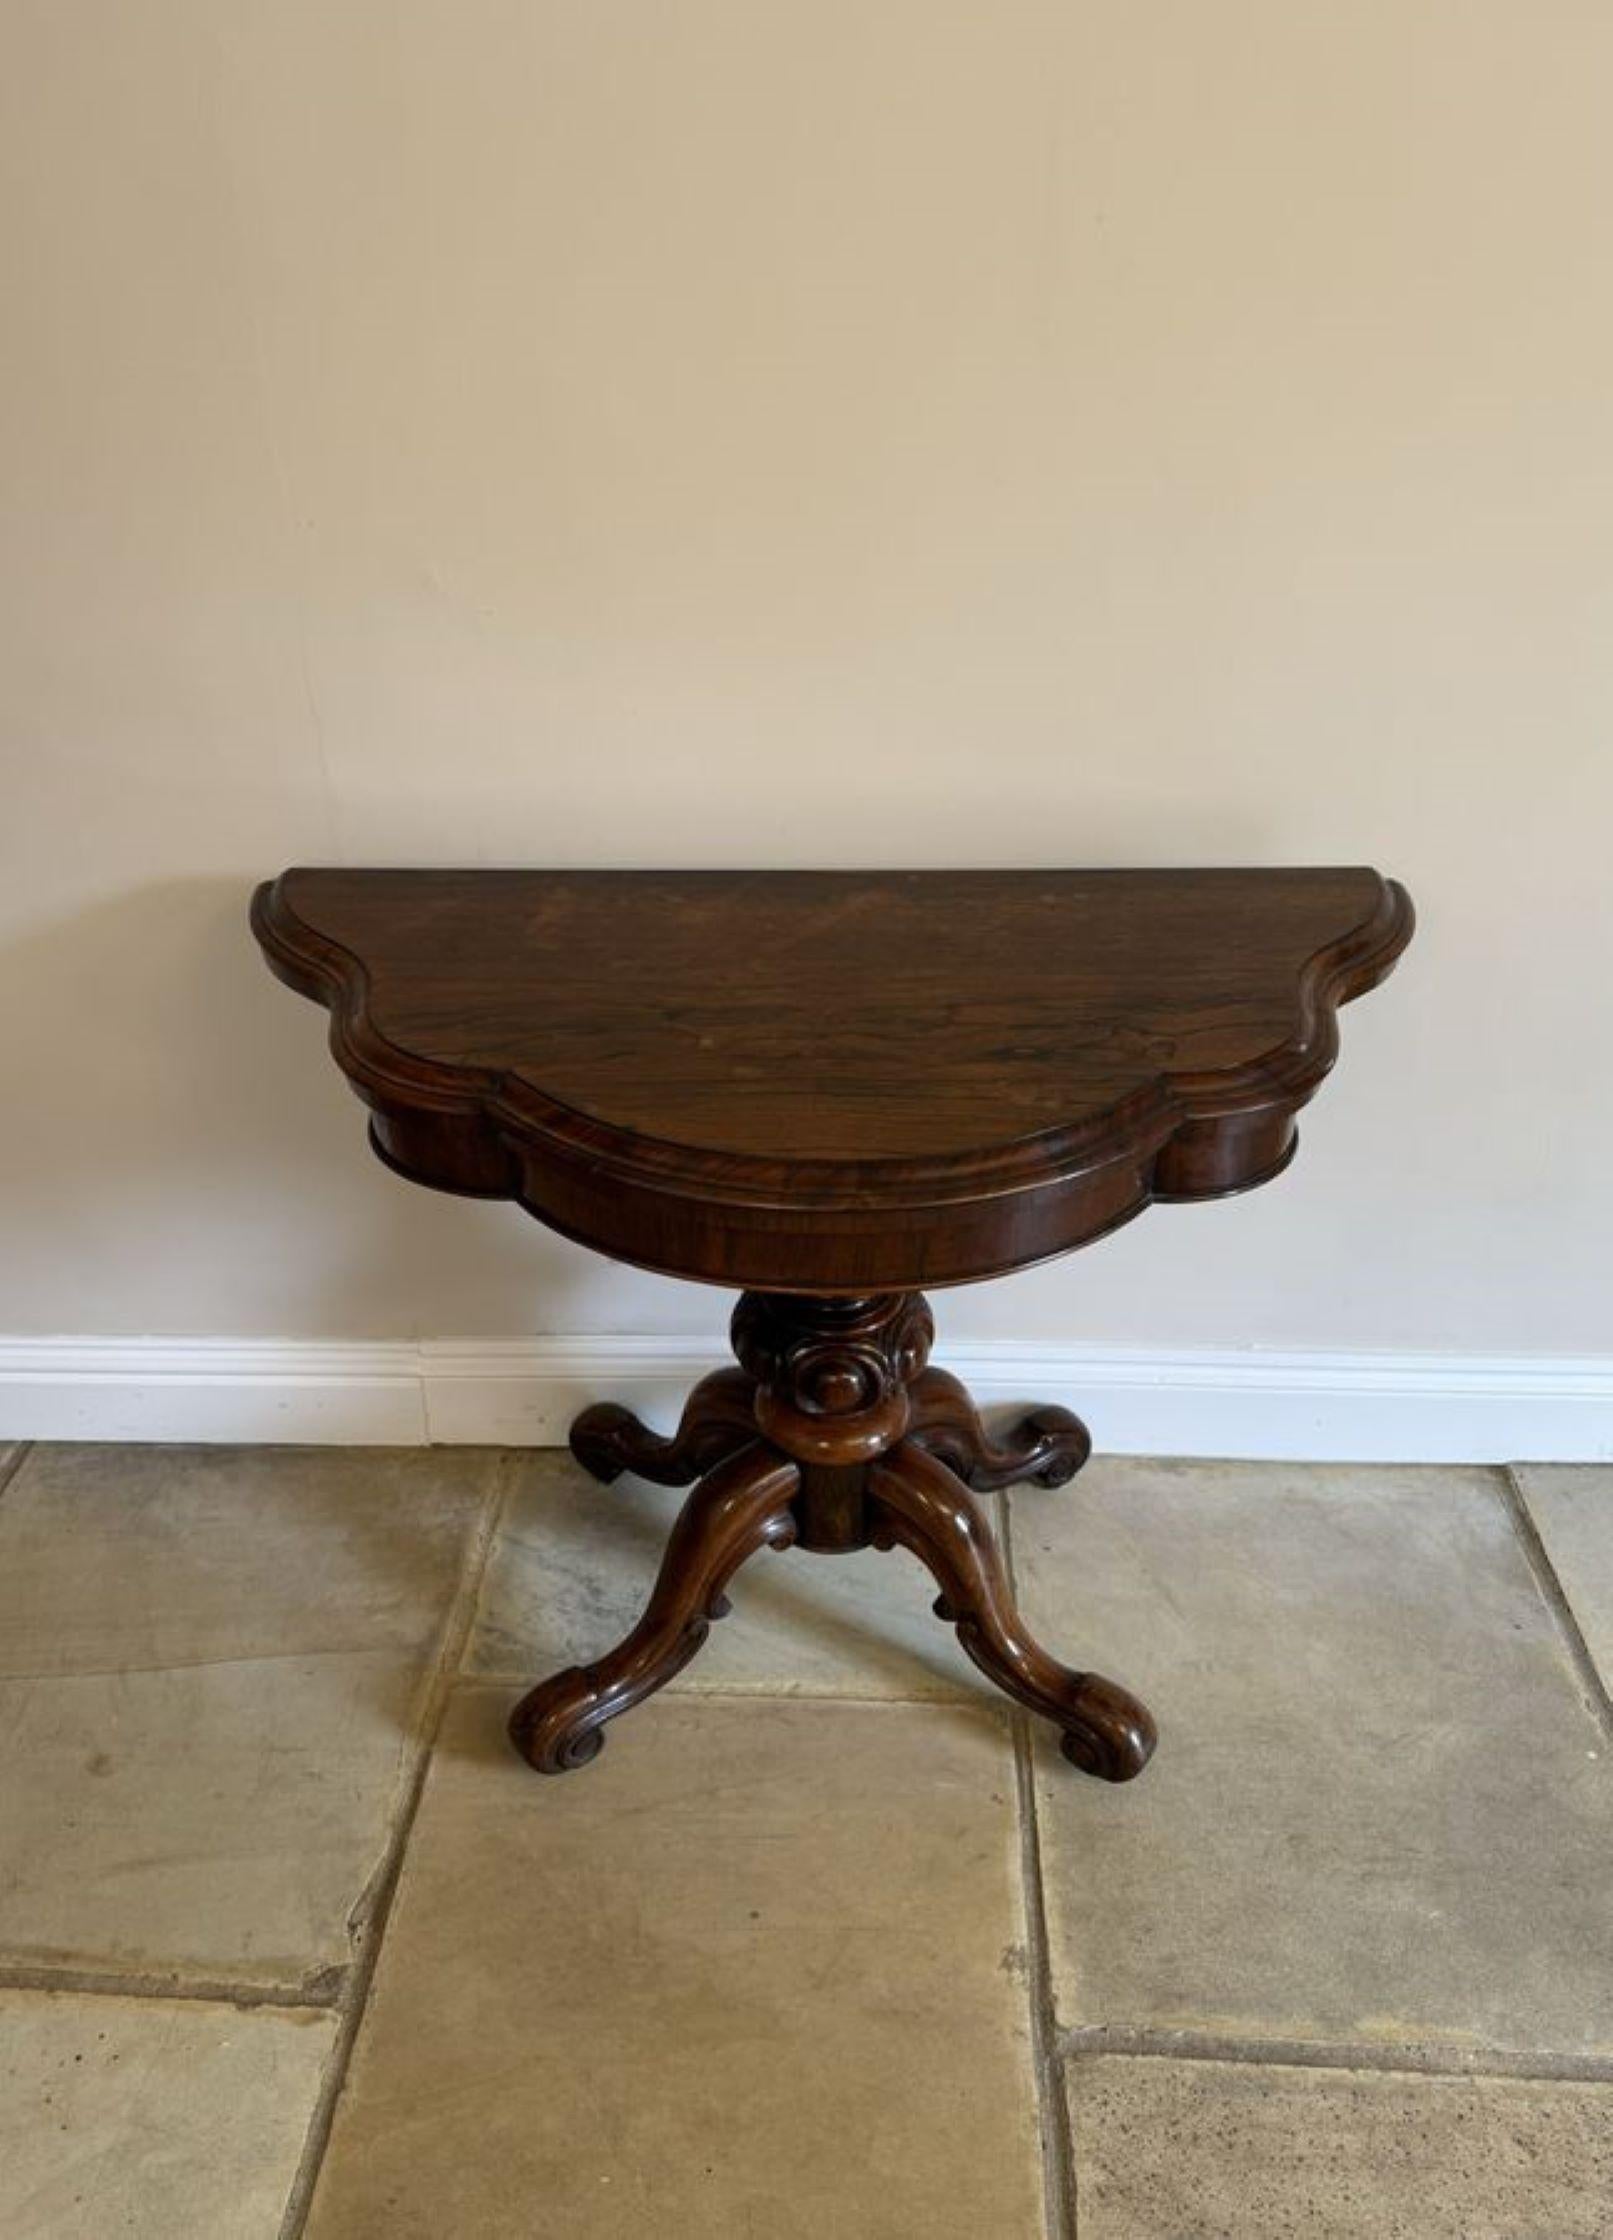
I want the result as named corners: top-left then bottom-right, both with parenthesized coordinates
top-left (507, 1292), bottom-right (1157, 1782)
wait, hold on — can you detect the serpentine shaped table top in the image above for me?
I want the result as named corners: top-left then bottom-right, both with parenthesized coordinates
top-left (252, 865), bottom-right (1413, 1293)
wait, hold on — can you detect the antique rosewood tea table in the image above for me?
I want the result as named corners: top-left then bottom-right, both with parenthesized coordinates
top-left (252, 867), bottom-right (1412, 1783)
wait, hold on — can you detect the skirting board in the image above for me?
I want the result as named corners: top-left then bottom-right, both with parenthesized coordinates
top-left (1, 1336), bottom-right (1610, 1463)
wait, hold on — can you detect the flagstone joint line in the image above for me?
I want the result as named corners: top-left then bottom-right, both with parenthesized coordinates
top-left (1059, 2024), bottom-right (1613, 2085)
top-left (0, 1960), bottom-right (344, 2013)
top-left (274, 1455), bottom-right (516, 2240)
top-left (1500, 1465), bottom-right (1613, 1742)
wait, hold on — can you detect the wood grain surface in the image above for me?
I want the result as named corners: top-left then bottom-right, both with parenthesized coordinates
top-left (252, 866), bottom-right (1412, 1290)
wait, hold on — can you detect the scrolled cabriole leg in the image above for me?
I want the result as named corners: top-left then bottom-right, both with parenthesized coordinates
top-left (868, 1439), bottom-right (1156, 1782)
top-left (906, 1366), bottom-right (1091, 1491)
top-left (569, 1366), bottom-right (760, 1487)
top-left (508, 1442), bottom-right (799, 1773)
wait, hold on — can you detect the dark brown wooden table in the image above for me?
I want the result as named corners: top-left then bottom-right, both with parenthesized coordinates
top-left (252, 867), bottom-right (1413, 1783)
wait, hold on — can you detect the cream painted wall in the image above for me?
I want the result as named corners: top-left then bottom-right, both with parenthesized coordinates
top-left (3, 2), bottom-right (1609, 1354)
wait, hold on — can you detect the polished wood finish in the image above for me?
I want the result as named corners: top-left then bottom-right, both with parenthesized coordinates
top-left (509, 1439), bottom-right (801, 1773)
top-left (252, 865), bottom-right (1412, 1778)
top-left (867, 1439), bottom-right (1153, 1779)
top-left (252, 867), bottom-right (1413, 1292)
top-left (908, 1367), bottom-right (1090, 1491)
top-left (570, 1368), bottom-right (758, 1488)
top-left (511, 1290), bottom-right (1155, 1781)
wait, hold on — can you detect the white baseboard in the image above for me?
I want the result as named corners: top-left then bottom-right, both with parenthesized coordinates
top-left (1, 1335), bottom-right (1610, 1463)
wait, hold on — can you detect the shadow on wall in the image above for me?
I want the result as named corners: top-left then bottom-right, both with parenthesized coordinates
top-left (0, 877), bottom-right (609, 1339)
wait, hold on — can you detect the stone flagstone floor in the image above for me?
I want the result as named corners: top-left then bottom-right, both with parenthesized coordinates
top-left (0, 1437), bottom-right (1609, 2237)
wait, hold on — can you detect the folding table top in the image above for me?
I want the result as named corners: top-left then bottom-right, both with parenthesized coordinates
top-left (252, 866), bottom-right (1413, 1292)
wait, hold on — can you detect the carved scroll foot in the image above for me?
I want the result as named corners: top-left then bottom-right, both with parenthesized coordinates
top-left (569, 1367), bottom-right (759, 1487)
top-left (907, 1367), bottom-right (1091, 1490)
top-left (509, 1443), bottom-right (799, 1772)
top-left (869, 1439), bottom-right (1155, 1782)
